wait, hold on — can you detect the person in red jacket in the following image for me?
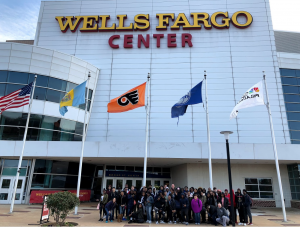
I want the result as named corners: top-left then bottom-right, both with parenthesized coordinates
top-left (225, 189), bottom-right (236, 224)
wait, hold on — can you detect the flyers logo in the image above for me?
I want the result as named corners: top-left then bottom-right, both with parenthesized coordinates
top-left (117, 90), bottom-right (139, 106)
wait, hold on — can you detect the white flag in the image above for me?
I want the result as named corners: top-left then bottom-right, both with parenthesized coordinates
top-left (230, 81), bottom-right (265, 119)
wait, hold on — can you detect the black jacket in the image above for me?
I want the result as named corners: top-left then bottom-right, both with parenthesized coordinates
top-left (154, 195), bottom-right (165, 209)
top-left (236, 193), bottom-right (244, 209)
top-left (168, 198), bottom-right (176, 211)
top-left (217, 197), bottom-right (229, 209)
top-left (206, 196), bottom-right (214, 206)
top-left (207, 205), bottom-right (217, 216)
top-left (110, 191), bottom-right (118, 202)
top-left (180, 195), bottom-right (189, 209)
top-left (133, 208), bottom-right (144, 220)
top-left (120, 194), bottom-right (127, 206)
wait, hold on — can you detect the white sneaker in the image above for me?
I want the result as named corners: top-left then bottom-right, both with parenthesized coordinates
top-left (173, 221), bottom-right (177, 224)
top-left (168, 221), bottom-right (173, 224)
top-left (149, 221), bottom-right (151, 224)
top-left (244, 224), bottom-right (247, 226)
top-left (145, 220), bottom-right (149, 223)
top-left (156, 221), bottom-right (159, 224)
top-left (103, 215), bottom-right (106, 219)
top-left (238, 223), bottom-right (243, 226)
top-left (160, 220), bottom-right (165, 224)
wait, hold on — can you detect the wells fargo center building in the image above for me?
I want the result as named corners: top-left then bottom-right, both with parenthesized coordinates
top-left (0, 0), bottom-right (300, 208)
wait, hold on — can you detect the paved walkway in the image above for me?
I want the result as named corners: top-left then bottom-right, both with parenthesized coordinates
top-left (0, 203), bottom-right (299, 226)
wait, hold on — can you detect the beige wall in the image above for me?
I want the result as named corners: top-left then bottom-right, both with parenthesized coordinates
top-left (171, 163), bottom-right (292, 207)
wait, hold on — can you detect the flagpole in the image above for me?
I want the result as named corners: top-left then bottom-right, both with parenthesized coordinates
top-left (9, 75), bottom-right (37, 213)
top-left (263, 71), bottom-right (287, 222)
top-left (143, 73), bottom-right (151, 187)
top-left (204, 71), bottom-right (213, 189)
top-left (74, 72), bottom-right (91, 215)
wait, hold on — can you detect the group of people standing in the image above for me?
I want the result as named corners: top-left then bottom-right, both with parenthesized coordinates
top-left (97, 184), bottom-right (253, 226)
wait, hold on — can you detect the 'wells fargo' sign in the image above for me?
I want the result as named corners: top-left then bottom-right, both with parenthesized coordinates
top-left (55, 12), bottom-right (253, 49)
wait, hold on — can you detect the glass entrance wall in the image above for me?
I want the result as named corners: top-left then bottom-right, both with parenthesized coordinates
top-left (287, 164), bottom-right (300, 200)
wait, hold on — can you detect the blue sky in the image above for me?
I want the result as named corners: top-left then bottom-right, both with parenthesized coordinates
top-left (0, 0), bottom-right (299, 42)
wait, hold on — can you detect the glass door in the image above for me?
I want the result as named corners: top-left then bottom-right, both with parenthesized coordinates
top-left (0, 176), bottom-right (26, 204)
top-left (116, 179), bottom-right (123, 189)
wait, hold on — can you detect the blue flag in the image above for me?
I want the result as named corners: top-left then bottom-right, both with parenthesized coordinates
top-left (171, 81), bottom-right (203, 119)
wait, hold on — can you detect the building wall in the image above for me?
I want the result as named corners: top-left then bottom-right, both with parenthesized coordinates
top-left (34, 0), bottom-right (290, 144)
top-left (184, 163), bottom-right (292, 207)
top-left (171, 164), bottom-right (188, 187)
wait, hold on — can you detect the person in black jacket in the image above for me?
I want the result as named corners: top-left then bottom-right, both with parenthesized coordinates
top-left (180, 193), bottom-right (189, 225)
top-left (217, 192), bottom-right (229, 210)
top-left (110, 187), bottom-right (118, 219)
top-left (243, 189), bottom-right (253, 225)
top-left (167, 194), bottom-right (177, 224)
top-left (128, 203), bottom-right (144, 224)
top-left (206, 192), bottom-right (214, 207)
top-left (154, 191), bottom-right (166, 224)
top-left (206, 204), bottom-right (217, 226)
top-left (236, 188), bottom-right (245, 225)
top-left (119, 191), bottom-right (127, 220)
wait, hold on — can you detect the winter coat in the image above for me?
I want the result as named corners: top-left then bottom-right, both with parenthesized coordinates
top-left (105, 201), bottom-right (116, 211)
top-left (120, 195), bottom-right (127, 206)
top-left (154, 195), bottom-right (165, 208)
top-left (225, 190), bottom-right (236, 207)
top-left (180, 194), bottom-right (189, 209)
top-left (134, 208), bottom-right (144, 220)
top-left (128, 193), bottom-right (135, 207)
top-left (244, 194), bottom-right (252, 207)
top-left (102, 194), bottom-right (109, 205)
top-left (207, 205), bottom-right (217, 216)
top-left (217, 207), bottom-right (228, 218)
top-left (236, 192), bottom-right (244, 209)
top-left (191, 198), bottom-right (202, 213)
top-left (217, 197), bottom-right (229, 209)
top-left (168, 198), bottom-right (177, 211)
top-left (206, 196), bottom-right (214, 206)
top-left (200, 195), bottom-right (206, 206)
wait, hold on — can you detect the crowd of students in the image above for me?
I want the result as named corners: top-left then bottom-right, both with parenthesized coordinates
top-left (98, 184), bottom-right (253, 226)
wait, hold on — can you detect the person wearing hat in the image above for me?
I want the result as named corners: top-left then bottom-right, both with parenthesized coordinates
top-left (154, 190), bottom-right (166, 224)
top-left (145, 191), bottom-right (154, 223)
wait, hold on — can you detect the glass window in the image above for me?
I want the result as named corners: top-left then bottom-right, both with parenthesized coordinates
top-left (147, 167), bottom-right (152, 172)
top-left (26, 128), bottom-right (40, 141)
top-left (1, 179), bottom-right (11, 188)
top-left (65, 176), bottom-right (78, 188)
top-left (164, 181), bottom-right (169, 187)
top-left (287, 112), bottom-right (300, 121)
top-left (154, 180), bottom-right (160, 187)
top-left (82, 163), bottom-right (95, 177)
top-left (135, 167), bottom-right (143, 172)
top-left (75, 122), bottom-right (83, 135)
top-left (126, 180), bottom-right (132, 189)
top-left (67, 162), bottom-right (79, 175)
top-left (31, 174), bottom-right (50, 188)
top-left (290, 131), bottom-right (300, 140)
top-left (284, 94), bottom-right (300, 103)
top-left (116, 166), bottom-right (125, 171)
top-left (136, 180), bottom-right (142, 189)
top-left (0, 126), bottom-right (24, 140)
top-left (95, 166), bottom-right (103, 177)
top-left (153, 167), bottom-right (161, 172)
top-left (291, 140), bottom-right (300, 144)
top-left (245, 185), bottom-right (258, 191)
top-left (280, 69), bottom-right (296, 77)
top-left (67, 82), bottom-right (77, 91)
top-left (106, 179), bottom-right (113, 188)
top-left (126, 166), bottom-right (134, 171)
top-left (288, 121), bottom-right (300, 130)
top-left (116, 179), bottom-right (123, 189)
top-left (283, 86), bottom-right (299, 94)
top-left (52, 161), bottom-right (69, 174)
top-left (258, 178), bottom-right (272, 185)
top-left (50, 175), bottom-right (67, 188)
top-left (0, 71), bottom-right (8, 82)
top-left (88, 89), bottom-right (93, 100)
top-left (0, 112), bottom-right (26, 126)
top-left (48, 77), bottom-right (67, 91)
top-left (34, 160), bottom-right (53, 173)
top-left (285, 103), bottom-right (300, 112)
top-left (259, 185), bottom-right (272, 191)
top-left (245, 178), bottom-right (273, 198)
top-left (260, 192), bottom-right (273, 198)
top-left (33, 87), bottom-right (47, 101)
top-left (29, 114), bottom-right (43, 128)
top-left (5, 84), bottom-right (23, 95)
top-left (28, 74), bottom-right (48, 87)
top-left (8, 71), bottom-right (28, 84)
top-left (0, 84), bottom-right (6, 96)
top-left (162, 168), bottom-right (170, 172)
top-left (106, 166), bottom-right (115, 171)
top-left (60, 119), bottom-right (76, 134)
top-left (2, 168), bottom-right (26, 176)
top-left (46, 89), bottom-right (65, 103)
top-left (281, 77), bottom-right (298, 85)
top-left (146, 180), bottom-right (151, 187)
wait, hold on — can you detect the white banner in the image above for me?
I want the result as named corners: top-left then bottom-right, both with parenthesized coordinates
top-left (230, 81), bottom-right (265, 119)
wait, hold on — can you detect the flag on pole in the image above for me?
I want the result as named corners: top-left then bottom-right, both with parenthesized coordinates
top-left (0, 82), bottom-right (33, 114)
top-left (59, 81), bottom-right (87, 116)
top-left (171, 81), bottom-right (203, 119)
top-left (107, 82), bottom-right (146, 113)
top-left (230, 81), bottom-right (264, 119)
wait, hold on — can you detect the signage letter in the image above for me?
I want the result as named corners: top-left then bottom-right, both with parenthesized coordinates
top-left (153, 34), bottom-right (164, 48)
top-left (124, 35), bottom-right (133, 48)
top-left (168, 34), bottom-right (177, 47)
top-left (138, 34), bottom-right (150, 48)
top-left (109, 35), bottom-right (120, 49)
top-left (210, 12), bottom-right (230, 29)
top-left (55, 16), bottom-right (84, 33)
top-left (171, 13), bottom-right (193, 30)
top-left (190, 13), bottom-right (212, 30)
top-left (134, 14), bottom-right (150, 31)
top-left (231, 11), bottom-right (253, 29)
top-left (182, 33), bottom-right (193, 47)
top-left (80, 16), bottom-right (99, 32)
top-left (117, 15), bottom-right (133, 31)
top-left (99, 15), bottom-right (116, 31)
top-left (156, 13), bottom-right (175, 30)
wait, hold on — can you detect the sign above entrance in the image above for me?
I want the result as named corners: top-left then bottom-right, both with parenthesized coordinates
top-left (106, 171), bottom-right (171, 178)
top-left (55, 11), bottom-right (253, 49)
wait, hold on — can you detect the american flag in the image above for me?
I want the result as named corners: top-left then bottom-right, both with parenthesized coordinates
top-left (0, 82), bottom-right (33, 114)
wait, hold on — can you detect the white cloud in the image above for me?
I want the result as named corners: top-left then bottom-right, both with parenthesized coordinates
top-left (0, 3), bottom-right (39, 42)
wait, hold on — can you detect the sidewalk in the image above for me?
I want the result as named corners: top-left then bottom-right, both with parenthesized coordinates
top-left (0, 203), bottom-right (300, 226)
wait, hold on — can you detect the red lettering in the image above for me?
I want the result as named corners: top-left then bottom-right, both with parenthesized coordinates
top-left (181, 33), bottom-right (193, 47)
top-left (138, 34), bottom-right (150, 48)
top-left (153, 34), bottom-right (164, 48)
top-left (124, 35), bottom-right (133, 48)
top-left (168, 34), bottom-right (177, 47)
top-left (108, 35), bottom-right (120, 49)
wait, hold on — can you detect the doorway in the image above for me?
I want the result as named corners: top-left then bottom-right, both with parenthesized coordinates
top-left (0, 176), bottom-right (26, 204)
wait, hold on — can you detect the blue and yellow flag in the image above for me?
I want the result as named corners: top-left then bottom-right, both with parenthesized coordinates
top-left (59, 81), bottom-right (87, 116)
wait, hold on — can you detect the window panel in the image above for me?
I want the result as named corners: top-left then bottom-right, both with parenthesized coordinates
top-left (287, 112), bottom-right (300, 121)
top-left (283, 86), bottom-right (299, 94)
top-left (67, 82), bottom-right (77, 91)
top-left (60, 131), bottom-right (74, 141)
top-left (259, 185), bottom-right (272, 191)
top-left (0, 112), bottom-right (26, 126)
top-left (88, 89), bottom-right (93, 100)
top-left (29, 114), bottom-right (43, 128)
top-left (247, 192), bottom-right (259, 198)
top-left (31, 174), bottom-right (51, 188)
top-left (291, 140), bottom-right (300, 144)
top-left (0, 126), bottom-right (24, 140)
top-left (52, 161), bottom-right (69, 174)
top-left (126, 166), bottom-right (134, 171)
top-left (75, 122), bottom-right (83, 135)
top-left (260, 192), bottom-right (273, 198)
top-left (135, 167), bottom-right (143, 172)
top-left (285, 103), bottom-right (300, 112)
top-left (50, 175), bottom-right (67, 188)
top-left (26, 128), bottom-right (40, 141)
top-left (245, 178), bottom-right (258, 184)
top-left (284, 94), bottom-right (300, 103)
top-left (5, 84), bottom-right (23, 95)
top-left (106, 166), bottom-right (115, 171)
top-left (29, 74), bottom-right (48, 87)
top-left (48, 77), bottom-right (67, 91)
top-left (33, 87), bottom-right (47, 101)
top-left (258, 178), bottom-right (272, 185)
top-left (297, 70), bottom-right (300, 78)
top-left (116, 166), bottom-right (125, 171)
top-left (288, 121), bottom-right (300, 130)
top-left (34, 160), bottom-right (52, 173)
top-left (290, 131), bottom-right (300, 140)
top-left (60, 119), bottom-right (76, 134)
top-left (281, 77), bottom-right (298, 85)
top-left (280, 69), bottom-right (296, 77)
top-left (0, 71), bottom-right (8, 82)
top-left (46, 89), bottom-right (65, 103)
top-left (0, 84), bottom-right (6, 96)
top-left (8, 71), bottom-right (28, 84)
top-left (245, 185), bottom-right (258, 191)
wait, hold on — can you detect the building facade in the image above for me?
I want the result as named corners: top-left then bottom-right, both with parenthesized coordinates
top-left (0, 0), bottom-right (300, 207)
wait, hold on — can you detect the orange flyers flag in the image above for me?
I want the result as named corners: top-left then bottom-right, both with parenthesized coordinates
top-left (107, 82), bottom-right (146, 113)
